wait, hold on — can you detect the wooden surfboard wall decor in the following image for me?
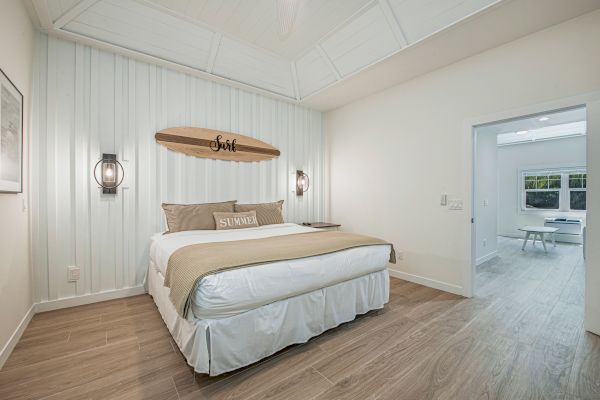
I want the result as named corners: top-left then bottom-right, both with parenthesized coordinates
top-left (155, 127), bottom-right (280, 162)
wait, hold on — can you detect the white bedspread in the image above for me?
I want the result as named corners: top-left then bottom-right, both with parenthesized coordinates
top-left (149, 223), bottom-right (392, 319)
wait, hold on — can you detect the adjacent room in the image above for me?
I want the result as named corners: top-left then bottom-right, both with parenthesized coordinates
top-left (474, 106), bottom-right (587, 335)
top-left (0, 0), bottom-right (599, 399)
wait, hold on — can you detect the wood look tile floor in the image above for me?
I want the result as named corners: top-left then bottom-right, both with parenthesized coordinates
top-left (2, 236), bottom-right (598, 400)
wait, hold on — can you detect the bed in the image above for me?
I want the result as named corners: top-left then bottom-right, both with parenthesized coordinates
top-left (147, 223), bottom-right (393, 375)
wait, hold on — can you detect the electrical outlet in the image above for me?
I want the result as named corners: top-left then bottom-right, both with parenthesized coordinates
top-left (483, 238), bottom-right (487, 247)
top-left (67, 266), bottom-right (80, 282)
top-left (396, 251), bottom-right (404, 261)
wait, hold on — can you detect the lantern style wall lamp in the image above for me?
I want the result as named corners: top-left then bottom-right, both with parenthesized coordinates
top-left (295, 170), bottom-right (309, 196)
top-left (93, 153), bottom-right (124, 194)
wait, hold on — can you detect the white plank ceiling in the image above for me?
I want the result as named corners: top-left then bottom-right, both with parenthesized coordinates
top-left (32, 0), bottom-right (500, 101)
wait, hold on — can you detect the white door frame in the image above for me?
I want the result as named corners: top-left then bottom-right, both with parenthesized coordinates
top-left (464, 90), bottom-right (600, 335)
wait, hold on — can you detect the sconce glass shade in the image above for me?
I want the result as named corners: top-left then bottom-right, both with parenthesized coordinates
top-left (102, 162), bottom-right (116, 184)
top-left (296, 170), bottom-right (309, 196)
top-left (93, 153), bottom-right (124, 194)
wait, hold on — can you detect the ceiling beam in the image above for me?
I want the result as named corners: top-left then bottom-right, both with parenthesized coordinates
top-left (316, 44), bottom-right (341, 80)
top-left (290, 61), bottom-right (300, 101)
top-left (206, 32), bottom-right (222, 73)
top-left (378, 0), bottom-right (408, 48)
top-left (54, 0), bottom-right (98, 29)
top-left (31, 0), bottom-right (53, 30)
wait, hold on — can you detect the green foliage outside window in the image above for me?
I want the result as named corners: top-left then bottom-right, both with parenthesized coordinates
top-left (569, 173), bottom-right (587, 188)
top-left (523, 171), bottom-right (586, 211)
top-left (524, 174), bottom-right (561, 190)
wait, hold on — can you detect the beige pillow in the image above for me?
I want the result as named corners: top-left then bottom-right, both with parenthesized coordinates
top-left (234, 200), bottom-right (284, 226)
top-left (162, 200), bottom-right (236, 233)
top-left (213, 211), bottom-right (259, 230)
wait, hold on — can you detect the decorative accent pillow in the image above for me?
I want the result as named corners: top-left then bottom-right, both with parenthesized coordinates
top-left (234, 200), bottom-right (284, 226)
top-left (213, 211), bottom-right (259, 230)
top-left (162, 200), bottom-right (236, 233)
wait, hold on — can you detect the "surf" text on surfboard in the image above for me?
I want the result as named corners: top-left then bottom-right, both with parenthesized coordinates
top-left (209, 135), bottom-right (237, 153)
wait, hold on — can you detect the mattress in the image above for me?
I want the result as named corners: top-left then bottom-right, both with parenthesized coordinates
top-left (149, 223), bottom-right (391, 319)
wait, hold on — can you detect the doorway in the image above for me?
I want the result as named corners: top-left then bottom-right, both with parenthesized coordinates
top-left (468, 98), bottom-right (600, 335)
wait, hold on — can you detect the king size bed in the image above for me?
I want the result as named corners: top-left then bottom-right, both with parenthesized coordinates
top-left (147, 201), bottom-right (395, 376)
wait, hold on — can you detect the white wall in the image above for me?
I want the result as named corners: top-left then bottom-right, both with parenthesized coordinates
top-left (497, 136), bottom-right (587, 241)
top-left (475, 129), bottom-right (498, 264)
top-left (325, 10), bottom-right (600, 294)
top-left (0, 0), bottom-right (34, 364)
top-left (31, 34), bottom-right (324, 305)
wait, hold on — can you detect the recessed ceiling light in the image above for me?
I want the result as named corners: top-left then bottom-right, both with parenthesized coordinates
top-left (538, 116), bottom-right (550, 122)
top-left (516, 130), bottom-right (529, 135)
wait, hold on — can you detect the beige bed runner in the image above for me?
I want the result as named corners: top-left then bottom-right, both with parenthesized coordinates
top-left (164, 230), bottom-right (395, 317)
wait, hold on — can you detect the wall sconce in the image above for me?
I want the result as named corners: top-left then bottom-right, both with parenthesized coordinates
top-left (93, 153), bottom-right (124, 194)
top-left (296, 170), bottom-right (309, 196)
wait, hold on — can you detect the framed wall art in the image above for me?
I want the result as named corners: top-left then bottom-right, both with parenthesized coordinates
top-left (0, 68), bottom-right (23, 193)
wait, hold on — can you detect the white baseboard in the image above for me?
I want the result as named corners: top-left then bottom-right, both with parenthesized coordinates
top-left (35, 285), bottom-right (146, 313)
top-left (0, 303), bottom-right (35, 369)
top-left (476, 250), bottom-right (499, 266)
top-left (388, 269), bottom-right (465, 296)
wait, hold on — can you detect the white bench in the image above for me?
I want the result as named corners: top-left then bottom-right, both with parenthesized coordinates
top-left (519, 226), bottom-right (559, 253)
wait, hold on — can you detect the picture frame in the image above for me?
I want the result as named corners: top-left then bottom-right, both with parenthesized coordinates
top-left (0, 68), bottom-right (23, 193)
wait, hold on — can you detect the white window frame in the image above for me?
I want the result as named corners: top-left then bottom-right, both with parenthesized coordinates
top-left (568, 172), bottom-right (587, 211)
top-left (519, 166), bottom-right (587, 213)
top-left (522, 172), bottom-right (562, 211)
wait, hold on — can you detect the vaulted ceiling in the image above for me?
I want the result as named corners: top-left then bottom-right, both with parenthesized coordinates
top-left (29, 0), bottom-right (499, 99)
top-left (27, 0), bottom-right (600, 110)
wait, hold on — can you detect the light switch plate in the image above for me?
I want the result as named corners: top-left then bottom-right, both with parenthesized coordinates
top-left (448, 199), bottom-right (463, 210)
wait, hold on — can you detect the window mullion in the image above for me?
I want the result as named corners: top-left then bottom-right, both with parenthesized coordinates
top-left (560, 173), bottom-right (568, 211)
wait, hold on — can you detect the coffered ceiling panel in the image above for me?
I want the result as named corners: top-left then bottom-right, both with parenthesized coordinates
top-left (388, 0), bottom-right (498, 44)
top-left (212, 36), bottom-right (295, 98)
top-left (320, 2), bottom-right (401, 77)
top-left (295, 48), bottom-right (338, 98)
top-left (63, 0), bottom-right (213, 70)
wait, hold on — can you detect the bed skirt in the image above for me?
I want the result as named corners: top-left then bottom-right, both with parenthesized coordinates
top-left (147, 260), bottom-right (390, 376)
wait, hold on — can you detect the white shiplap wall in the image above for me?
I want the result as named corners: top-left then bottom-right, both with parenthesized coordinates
top-left (31, 34), bottom-right (324, 303)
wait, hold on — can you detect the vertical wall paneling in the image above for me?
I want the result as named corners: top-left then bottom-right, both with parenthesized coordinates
top-left (113, 54), bottom-right (124, 290)
top-left (31, 32), bottom-right (50, 302)
top-left (31, 34), bottom-right (324, 303)
top-left (89, 46), bottom-right (100, 294)
top-left (45, 36), bottom-right (58, 301)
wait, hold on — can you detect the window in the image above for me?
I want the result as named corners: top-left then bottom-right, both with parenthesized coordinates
top-left (569, 173), bottom-right (587, 210)
top-left (523, 173), bottom-right (561, 210)
top-left (522, 169), bottom-right (586, 212)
